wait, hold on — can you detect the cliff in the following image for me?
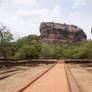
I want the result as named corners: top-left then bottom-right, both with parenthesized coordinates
top-left (40, 22), bottom-right (87, 42)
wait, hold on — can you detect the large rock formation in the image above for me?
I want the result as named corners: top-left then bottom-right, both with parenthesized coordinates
top-left (40, 22), bottom-right (87, 42)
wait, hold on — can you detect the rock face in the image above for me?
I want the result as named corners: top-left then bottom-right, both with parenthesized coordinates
top-left (40, 22), bottom-right (87, 42)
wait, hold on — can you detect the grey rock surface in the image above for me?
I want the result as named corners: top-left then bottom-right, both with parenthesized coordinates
top-left (40, 22), bottom-right (87, 42)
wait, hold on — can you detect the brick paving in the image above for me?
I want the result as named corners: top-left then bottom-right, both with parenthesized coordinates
top-left (23, 64), bottom-right (70, 92)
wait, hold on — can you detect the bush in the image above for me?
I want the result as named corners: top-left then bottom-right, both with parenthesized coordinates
top-left (63, 49), bottom-right (73, 58)
top-left (15, 45), bottom-right (39, 59)
top-left (40, 44), bottom-right (63, 58)
top-left (77, 41), bottom-right (92, 59)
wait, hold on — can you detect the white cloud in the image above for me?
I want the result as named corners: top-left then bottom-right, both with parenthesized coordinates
top-left (7, 5), bottom-right (61, 37)
top-left (14, 0), bottom-right (37, 5)
top-left (72, 0), bottom-right (87, 8)
top-left (16, 5), bottom-right (61, 21)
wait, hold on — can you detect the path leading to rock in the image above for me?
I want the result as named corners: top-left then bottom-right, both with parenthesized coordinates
top-left (23, 64), bottom-right (70, 92)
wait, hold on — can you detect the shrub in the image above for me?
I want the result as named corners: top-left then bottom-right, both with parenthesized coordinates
top-left (15, 45), bottom-right (39, 59)
top-left (40, 44), bottom-right (63, 58)
top-left (77, 41), bottom-right (92, 59)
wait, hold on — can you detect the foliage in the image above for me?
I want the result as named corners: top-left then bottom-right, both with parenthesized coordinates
top-left (15, 44), bottom-right (39, 59)
top-left (77, 41), bottom-right (92, 59)
top-left (16, 35), bottom-right (40, 48)
top-left (0, 24), bottom-right (13, 58)
top-left (40, 41), bottom-right (92, 59)
top-left (40, 43), bottom-right (63, 58)
top-left (14, 35), bottom-right (41, 59)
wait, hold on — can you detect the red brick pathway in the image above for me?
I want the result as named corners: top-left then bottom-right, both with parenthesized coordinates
top-left (23, 64), bottom-right (70, 92)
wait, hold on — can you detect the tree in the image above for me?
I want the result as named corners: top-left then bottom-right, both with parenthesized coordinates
top-left (40, 43), bottom-right (63, 59)
top-left (31, 40), bottom-right (41, 52)
top-left (0, 24), bottom-right (13, 58)
top-left (15, 44), bottom-right (39, 59)
top-left (77, 41), bottom-right (92, 59)
top-left (0, 24), bottom-right (13, 44)
top-left (16, 35), bottom-right (40, 49)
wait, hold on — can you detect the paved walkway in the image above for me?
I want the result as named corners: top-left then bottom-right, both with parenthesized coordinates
top-left (23, 64), bottom-right (70, 92)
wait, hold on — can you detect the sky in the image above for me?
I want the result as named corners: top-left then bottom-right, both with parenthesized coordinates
top-left (0, 0), bottom-right (92, 40)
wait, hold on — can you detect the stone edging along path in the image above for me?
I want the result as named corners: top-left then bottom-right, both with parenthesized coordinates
top-left (11, 64), bottom-right (56, 92)
top-left (64, 64), bottom-right (81, 92)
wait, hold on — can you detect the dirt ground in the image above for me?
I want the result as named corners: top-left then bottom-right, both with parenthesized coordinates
top-left (0, 63), bottom-right (52, 92)
top-left (68, 63), bottom-right (92, 92)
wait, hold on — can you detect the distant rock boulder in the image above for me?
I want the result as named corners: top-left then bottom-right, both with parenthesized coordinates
top-left (40, 22), bottom-right (87, 42)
